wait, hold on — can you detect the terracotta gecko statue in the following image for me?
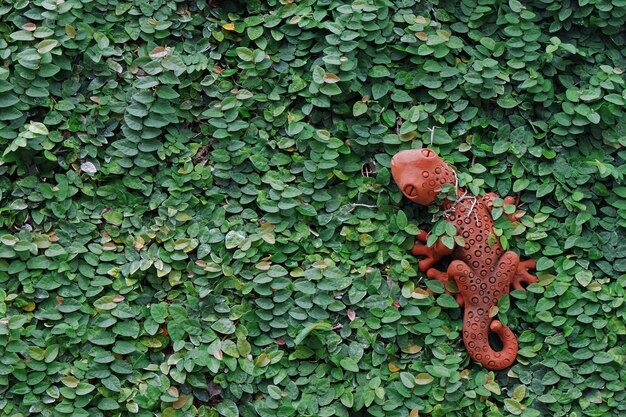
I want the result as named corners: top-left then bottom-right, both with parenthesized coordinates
top-left (391, 148), bottom-right (537, 370)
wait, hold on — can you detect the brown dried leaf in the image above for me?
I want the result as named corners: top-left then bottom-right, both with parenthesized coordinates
top-left (256, 261), bottom-right (271, 271)
top-left (412, 288), bottom-right (430, 299)
top-left (150, 46), bottom-right (170, 58)
top-left (167, 386), bottom-right (179, 398)
top-left (403, 344), bottom-right (423, 354)
top-left (172, 395), bottom-right (188, 410)
top-left (323, 72), bottom-right (340, 83)
top-left (134, 235), bottom-right (145, 251)
top-left (347, 310), bottom-right (356, 321)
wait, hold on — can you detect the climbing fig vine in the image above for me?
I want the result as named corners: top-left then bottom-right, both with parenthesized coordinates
top-left (0, 1), bottom-right (624, 417)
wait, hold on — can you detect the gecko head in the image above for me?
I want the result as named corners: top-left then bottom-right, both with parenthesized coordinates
top-left (391, 148), bottom-right (455, 206)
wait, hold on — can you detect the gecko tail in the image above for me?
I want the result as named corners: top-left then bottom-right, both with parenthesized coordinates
top-left (463, 312), bottom-right (518, 371)
top-left (488, 320), bottom-right (518, 369)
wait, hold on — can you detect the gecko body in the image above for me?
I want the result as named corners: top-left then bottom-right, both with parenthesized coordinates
top-left (391, 148), bottom-right (537, 370)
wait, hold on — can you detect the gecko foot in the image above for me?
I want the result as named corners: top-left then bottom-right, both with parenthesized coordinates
top-left (412, 229), bottom-right (454, 272)
top-left (503, 196), bottom-right (521, 222)
top-left (511, 259), bottom-right (537, 291)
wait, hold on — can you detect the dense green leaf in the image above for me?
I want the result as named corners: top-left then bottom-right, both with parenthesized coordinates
top-left (340, 358), bottom-right (360, 373)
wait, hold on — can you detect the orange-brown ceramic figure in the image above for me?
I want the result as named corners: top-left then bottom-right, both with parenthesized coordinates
top-left (391, 148), bottom-right (537, 370)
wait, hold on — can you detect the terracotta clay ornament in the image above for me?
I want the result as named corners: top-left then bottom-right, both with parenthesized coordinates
top-left (391, 148), bottom-right (537, 370)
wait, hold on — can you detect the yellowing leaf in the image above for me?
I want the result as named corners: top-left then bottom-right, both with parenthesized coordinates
top-left (262, 234), bottom-right (275, 244)
top-left (485, 380), bottom-right (501, 395)
top-left (61, 376), bottom-right (79, 388)
top-left (28, 122), bottom-right (49, 135)
top-left (256, 261), bottom-right (271, 270)
top-left (256, 353), bottom-right (270, 367)
top-left (173, 395), bottom-right (189, 410)
top-left (222, 23), bottom-right (235, 31)
top-left (141, 338), bottom-right (163, 348)
top-left (65, 24), bottom-right (77, 37)
top-left (436, 29), bottom-right (450, 41)
top-left (175, 212), bottom-right (192, 222)
top-left (512, 384), bottom-right (526, 401)
top-left (313, 260), bottom-right (328, 269)
top-left (36, 39), bottom-right (58, 54)
top-left (415, 373), bottom-right (434, 385)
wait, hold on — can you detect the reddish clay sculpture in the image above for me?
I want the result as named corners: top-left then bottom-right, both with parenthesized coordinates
top-left (391, 148), bottom-right (537, 370)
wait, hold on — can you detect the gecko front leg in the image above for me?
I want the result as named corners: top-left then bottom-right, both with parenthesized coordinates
top-left (412, 229), bottom-right (463, 306)
top-left (411, 228), bottom-right (454, 272)
top-left (511, 259), bottom-right (538, 290)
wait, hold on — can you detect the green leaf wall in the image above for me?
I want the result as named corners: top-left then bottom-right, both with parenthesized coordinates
top-left (0, 1), bottom-right (625, 416)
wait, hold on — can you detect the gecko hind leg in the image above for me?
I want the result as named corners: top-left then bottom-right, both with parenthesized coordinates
top-left (412, 229), bottom-right (454, 272)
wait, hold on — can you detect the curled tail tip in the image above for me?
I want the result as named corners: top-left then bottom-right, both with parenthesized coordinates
top-left (490, 320), bottom-right (503, 332)
top-left (476, 320), bottom-right (519, 370)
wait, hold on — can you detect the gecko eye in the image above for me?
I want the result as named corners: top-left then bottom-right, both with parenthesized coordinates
top-left (403, 184), bottom-right (418, 197)
top-left (421, 149), bottom-right (435, 158)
